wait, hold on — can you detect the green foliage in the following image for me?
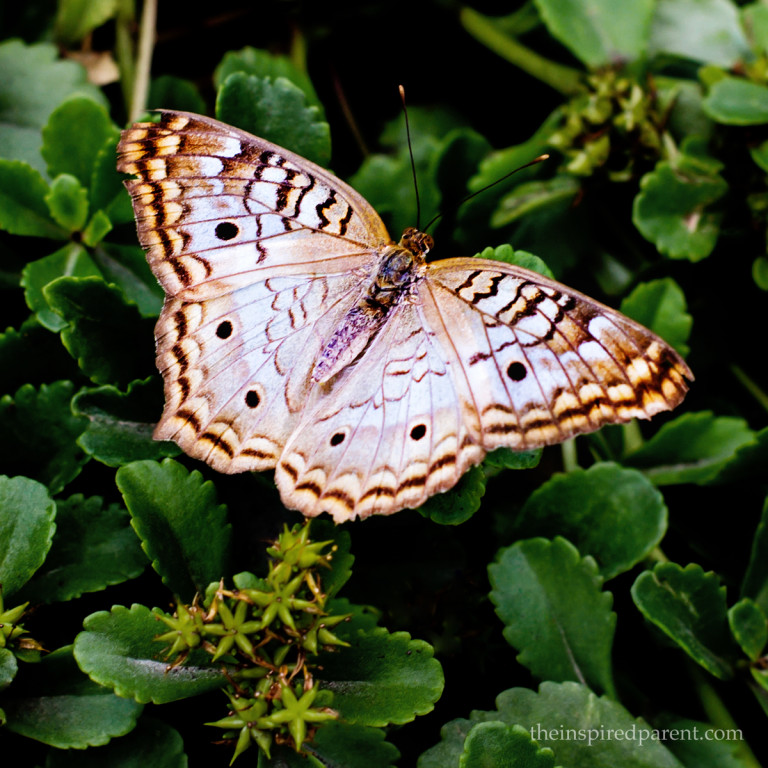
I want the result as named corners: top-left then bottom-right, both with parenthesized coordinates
top-left (0, 2), bottom-right (767, 766)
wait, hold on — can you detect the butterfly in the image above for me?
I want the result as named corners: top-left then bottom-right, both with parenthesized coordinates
top-left (117, 111), bottom-right (692, 523)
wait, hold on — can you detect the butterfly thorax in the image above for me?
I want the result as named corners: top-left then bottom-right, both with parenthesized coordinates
top-left (311, 228), bottom-right (433, 384)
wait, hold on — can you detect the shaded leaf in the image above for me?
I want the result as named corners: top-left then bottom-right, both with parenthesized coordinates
top-left (620, 278), bottom-right (692, 357)
top-left (46, 173), bottom-right (89, 232)
top-left (44, 276), bottom-right (156, 386)
top-left (460, 722), bottom-right (555, 768)
top-left (216, 73), bottom-right (330, 168)
top-left (0, 40), bottom-right (105, 173)
top-left (703, 77), bottom-right (768, 125)
top-left (648, 0), bottom-right (750, 67)
top-left (214, 46), bottom-right (322, 112)
top-left (22, 244), bottom-right (102, 332)
top-left (633, 158), bottom-right (727, 261)
top-left (318, 628), bottom-right (444, 726)
top-left (624, 411), bottom-right (755, 484)
top-left (0, 475), bottom-right (56, 597)
top-left (0, 160), bottom-right (66, 238)
top-left (741, 494), bottom-right (768, 615)
top-left (3, 646), bottom-right (142, 748)
top-left (44, 717), bottom-right (188, 768)
top-left (17, 494), bottom-right (146, 604)
top-left (728, 598), bottom-right (767, 662)
top-left (0, 381), bottom-right (88, 494)
top-left (534, 0), bottom-right (654, 68)
top-left (419, 465), bottom-right (485, 526)
top-left (632, 562), bottom-right (740, 679)
top-left (74, 604), bottom-right (227, 703)
top-left (116, 459), bottom-right (232, 599)
top-left (306, 721), bottom-right (399, 768)
top-left (41, 96), bottom-right (119, 187)
top-left (489, 537), bottom-right (616, 695)
top-left (72, 378), bottom-right (180, 467)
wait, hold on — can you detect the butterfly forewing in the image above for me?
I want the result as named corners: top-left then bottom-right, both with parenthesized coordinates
top-left (118, 110), bottom-right (692, 522)
top-left (117, 111), bottom-right (391, 473)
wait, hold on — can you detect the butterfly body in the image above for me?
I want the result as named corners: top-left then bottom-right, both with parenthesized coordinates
top-left (118, 111), bottom-right (692, 522)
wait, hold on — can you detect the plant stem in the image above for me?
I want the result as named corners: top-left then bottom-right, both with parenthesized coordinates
top-left (561, 438), bottom-right (578, 472)
top-left (690, 663), bottom-right (762, 768)
top-left (114, 0), bottom-right (136, 119)
top-left (459, 6), bottom-right (584, 97)
top-left (731, 364), bottom-right (768, 415)
top-left (129, 0), bottom-right (157, 122)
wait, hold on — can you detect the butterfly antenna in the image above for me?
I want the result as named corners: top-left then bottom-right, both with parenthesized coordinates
top-left (399, 85), bottom-right (422, 229)
top-left (422, 153), bottom-right (550, 234)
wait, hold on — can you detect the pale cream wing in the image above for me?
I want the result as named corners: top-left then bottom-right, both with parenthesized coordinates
top-left (420, 258), bottom-right (693, 451)
top-left (275, 300), bottom-right (485, 522)
top-left (117, 111), bottom-right (392, 471)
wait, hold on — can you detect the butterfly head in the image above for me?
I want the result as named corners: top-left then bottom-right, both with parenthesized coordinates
top-left (399, 227), bottom-right (434, 259)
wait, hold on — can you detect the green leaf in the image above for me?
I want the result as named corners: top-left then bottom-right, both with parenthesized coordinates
top-left (491, 175), bottom-right (581, 229)
top-left (214, 46), bottom-right (323, 112)
top-left (0, 159), bottom-right (66, 238)
top-left (0, 321), bottom-right (80, 395)
top-left (513, 464), bottom-right (667, 580)
top-left (461, 721), bottom-right (555, 768)
top-left (533, 0), bottom-right (654, 68)
top-left (728, 598), bottom-right (767, 662)
top-left (216, 73), bottom-right (330, 168)
top-left (419, 465), bottom-right (486, 525)
top-left (318, 628), bottom-right (444, 726)
top-left (476, 244), bottom-right (554, 278)
top-left (44, 717), bottom-right (188, 768)
top-left (74, 604), bottom-right (227, 703)
top-left (0, 381), bottom-right (89, 494)
top-left (54, 0), bottom-right (118, 46)
top-left (653, 713), bottom-right (749, 768)
top-left (633, 158), bottom-right (727, 261)
top-left (17, 494), bottom-right (146, 604)
top-left (91, 135), bottom-right (135, 225)
top-left (72, 378), bottom-right (180, 467)
top-left (148, 75), bottom-right (207, 115)
top-left (648, 0), bottom-right (750, 67)
top-left (41, 97), bottom-right (119, 187)
top-left (631, 562), bottom-right (739, 679)
top-left (483, 446), bottom-right (542, 471)
top-left (753, 255), bottom-right (768, 290)
top-left (703, 77), bottom-right (768, 125)
top-left (0, 648), bottom-right (17, 690)
top-left (498, 682), bottom-right (683, 767)
top-left (744, 1), bottom-right (768, 55)
top-left (306, 721), bottom-right (399, 768)
top-left (0, 476), bottom-right (55, 597)
top-left (489, 537), bottom-right (616, 695)
top-left (82, 208), bottom-right (113, 246)
top-left (116, 459), bottom-right (232, 599)
top-left (44, 276), bottom-right (156, 386)
top-left (624, 411), bottom-right (755, 484)
top-left (425, 681), bottom-right (684, 768)
top-left (46, 173), bottom-right (89, 232)
top-left (22, 243), bottom-right (102, 332)
top-left (90, 241), bottom-right (164, 317)
top-left (741, 495), bottom-right (768, 615)
top-left (3, 646), bottom-right (142, 748)
top-left (620, 278), bottom-right (692, 357)
top-left (0, 40), bottom-right (105, 174)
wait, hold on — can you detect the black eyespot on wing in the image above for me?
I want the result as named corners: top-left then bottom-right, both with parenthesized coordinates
top-left (245, 390), bottom-right (260, 408)
top-left (507, 362), bottom-right (527, 381)
top-left (410, 424), bottom-right (427, 441)
top-left (215, 222), bottom-right (239, 241)
top-left (216, 321), bottom-right (233, 339)
top-left (330, 432), bottom-right (345, 446)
